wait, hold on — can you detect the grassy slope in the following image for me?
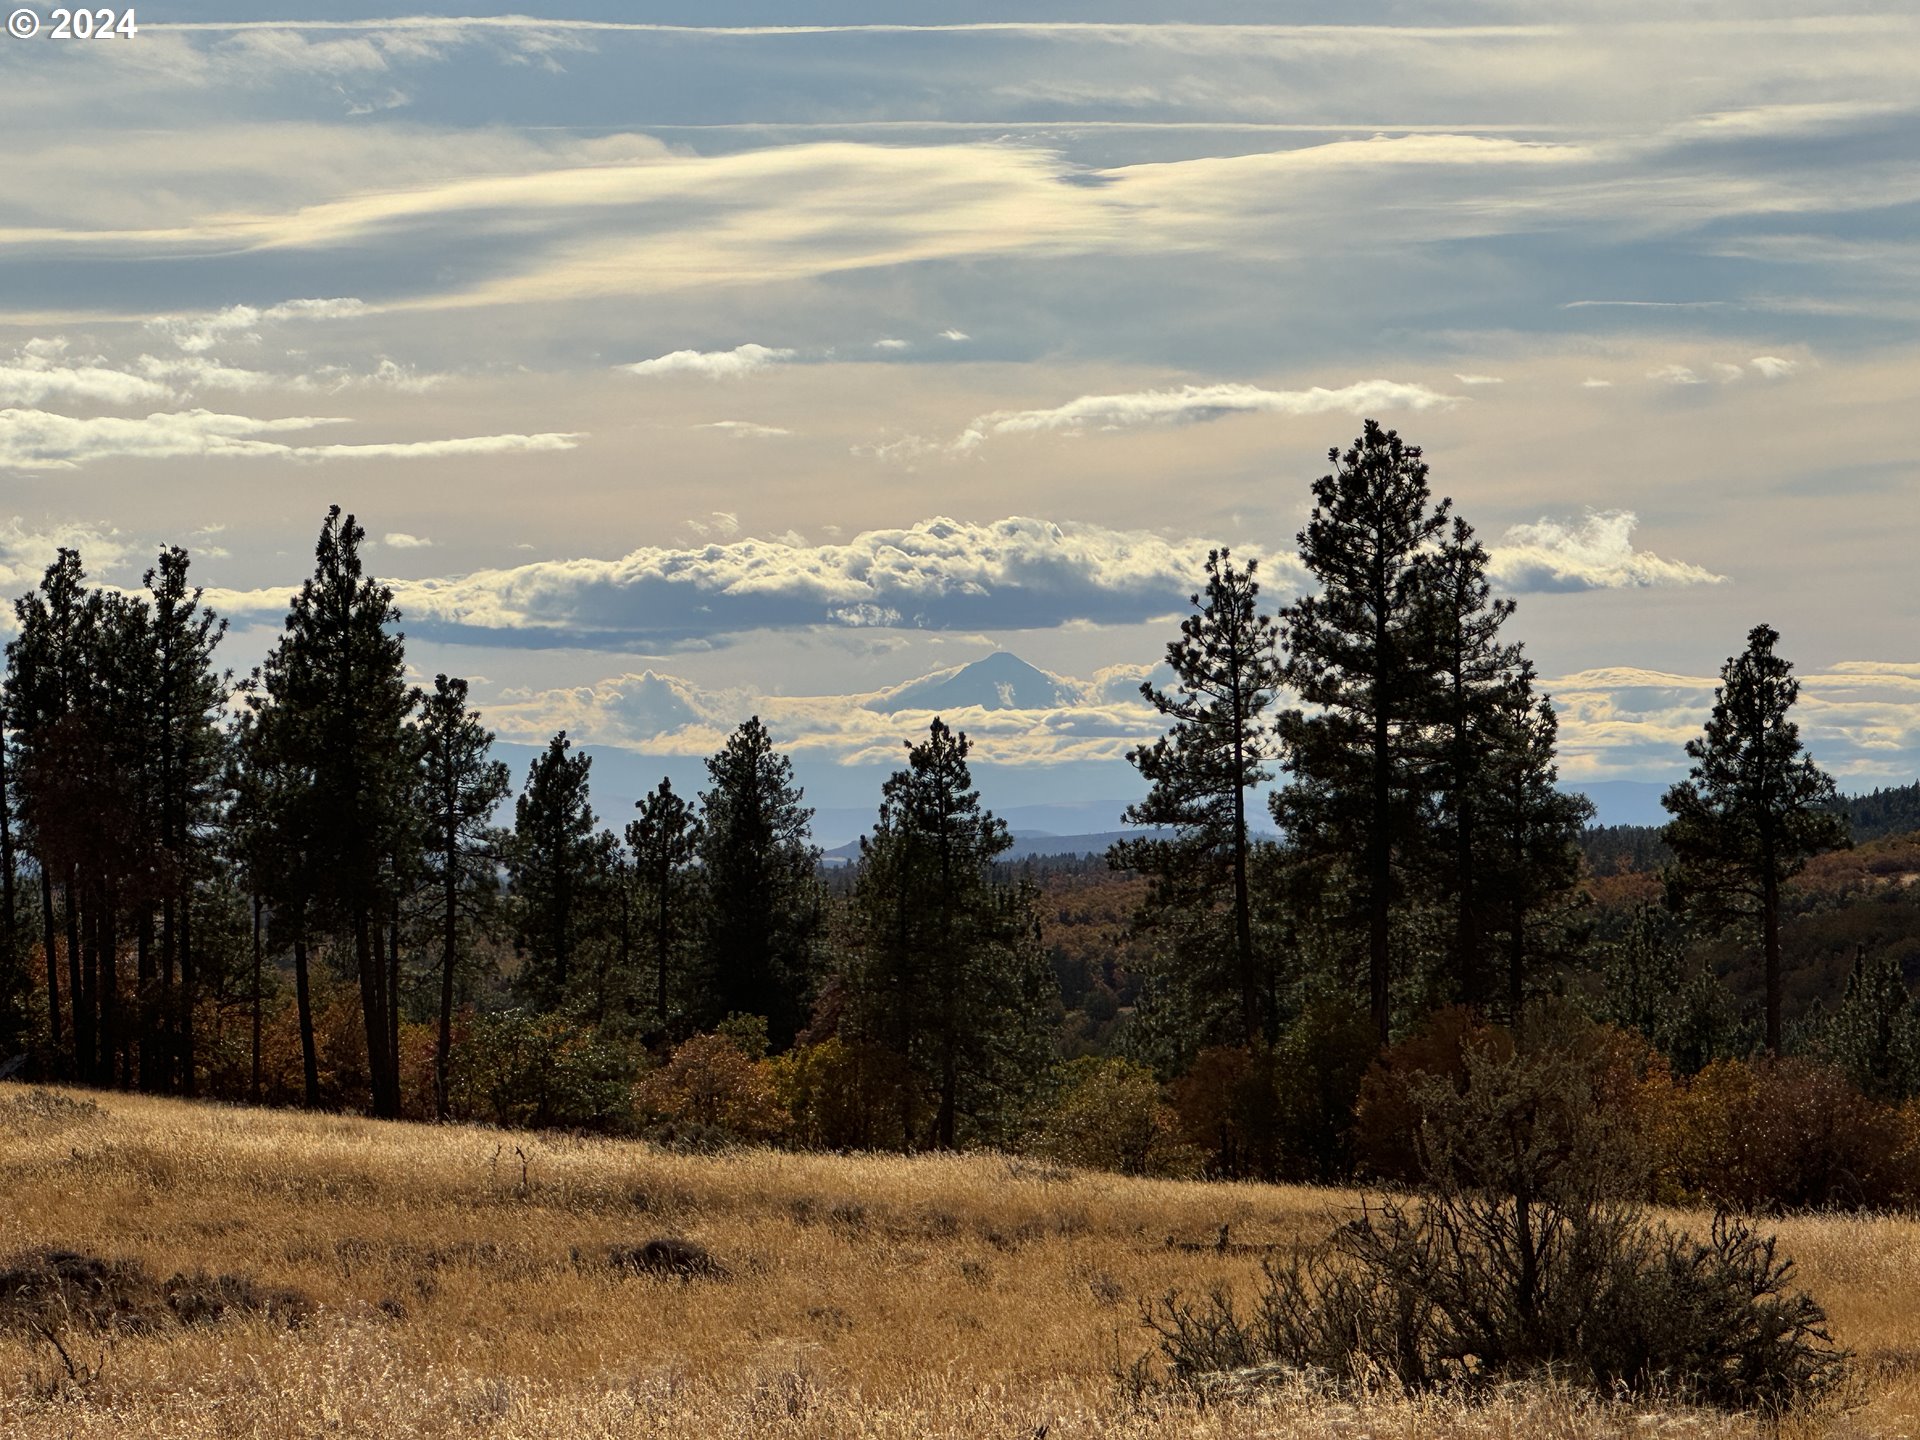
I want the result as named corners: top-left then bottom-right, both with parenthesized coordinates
top-left (2, 1084), bottom-right (1918, 1438)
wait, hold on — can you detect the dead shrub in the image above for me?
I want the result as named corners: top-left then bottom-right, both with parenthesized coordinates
top-left (1144, 1042), bottom-right (1846, 1411)
top-left (607, 1237), bottom-right (727, 1281)
top-left (0, 1249), bottom-right (311, 1335)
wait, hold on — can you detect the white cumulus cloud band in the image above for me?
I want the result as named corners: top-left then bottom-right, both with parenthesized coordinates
top-left (620, 343), bottom-right (795, 379)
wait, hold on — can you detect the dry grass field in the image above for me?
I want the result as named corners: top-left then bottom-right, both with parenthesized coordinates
top-left (3, 1081), bottom-right (1918, 1439)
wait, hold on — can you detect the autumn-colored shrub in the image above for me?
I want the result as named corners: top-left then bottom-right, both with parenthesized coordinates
top-left (1033, 1057), bottom-right (1198, 1177)
top-left (1666, 1056), bottom-right (1915, 1210)
top-left (635, 1031), bottom-right (784, 1146)
top-left (1169, 1046), bottom-right (1280, 1179)
top-left (768, 1037), bottom-right (912, 1150)
top-left (1352, 1007), bottom-right (1513, 1182)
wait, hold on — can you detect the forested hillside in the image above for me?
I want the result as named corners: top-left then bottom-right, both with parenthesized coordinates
top-left (1, 428), bottom-right (1915, 1213)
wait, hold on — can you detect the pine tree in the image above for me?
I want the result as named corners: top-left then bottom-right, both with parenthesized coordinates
top-left (6, 549), bottom-right (90, 1073)
top-left (139, 548), bottom-right (230, 1094)
top-left (1476, 674), bottom-right (1593, 1022)
top-left (1275, 421), bottom-right (1450, 1044)
top-left (507, 732), bottom-right (606, 1010)
top-left (230, 705), bottom-right (321, 1107)
top-left (1418, 518), bottom-right (1526, 1010)
top-left (626, 778), bottom-right (701, 1036)
top-left (1661, 624), bottom-right (1849, 1053)
top-left (695, 717), bottom-right (821, 1047)
top-left (1819, 945), bottom-right (1919, 1102)
top-left (418, 675), bottom-right (509, 1118)
top-left (1111, 548), bottom-right (1282, 1047)
top-left (843, 719), bottom-right (1050, 1148)
top-left (249, 508), bottom-right (420, 1117)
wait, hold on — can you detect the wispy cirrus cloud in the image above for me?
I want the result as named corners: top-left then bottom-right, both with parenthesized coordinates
top-left (959, 379), bottom-right (1460, 445)
top-left (0, 408), bottom-right (578, 470)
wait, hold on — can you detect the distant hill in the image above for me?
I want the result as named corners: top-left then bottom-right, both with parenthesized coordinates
top-left (824, 827), bottom-right (1177, 866)
top-left (1578, 779), bottom-right (1920, 874)
top-left (1847, 781), bottom-right (1920, 841)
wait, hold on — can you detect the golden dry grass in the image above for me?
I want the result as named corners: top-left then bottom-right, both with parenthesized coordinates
top-left (1, 1081), bottom-right (1917, 1438)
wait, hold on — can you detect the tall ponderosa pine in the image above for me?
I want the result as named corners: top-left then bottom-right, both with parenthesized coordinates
top-left (1275, 421), bottom-right (1450, 1044)
top-left (249, 508), bottom-right (419, 1117)
top-left (626, 779), bottom-right (701, 1036)
top-left (1661, 624), bottom-right (1849, 1054)
top-left (6, 549), bottom-right (90, 1073)
top-left (508, 731), bottom-right (608, 1010)
top-left (0, 693), bottom-right (22, 1062)
top-left (1418, 519), bottom-right (1525, 1010)
top-left (418, 675), bottom-right (509, 1118)
top-left (695, 717), bottom-right (821, 1046)
top-left (141, 548), bottom-right (230, 1094)
top-left (1474, 672), bottom-right (1592, 1021)
top-left (845, 719), bottom-right (1051, 1148)
top-left (1111, 548), bottom-right (1282, 1049)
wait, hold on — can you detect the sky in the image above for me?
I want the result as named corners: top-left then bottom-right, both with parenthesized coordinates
top-left (1, 2), bottom-right (1916, 837)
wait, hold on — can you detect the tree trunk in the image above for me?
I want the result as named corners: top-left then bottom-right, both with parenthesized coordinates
top-left (1231, 738), bottom-right (1258, 1047)
top-left (355, 909), bottom-right (396, 1118)
top-left (250, 892), bottom-right (263, 1105)
top-left (1369, 709), bottom-right (1392, 1047)
top-left (1763, 869), bottom-right (1783, 1055)
top-left (655, 865), bottom-right (671, 1032)
top-left (178, 891), bottom-right (197, 1096)
top-left (38, 868), bottom-right (61, 1066)
top-left (159, 893), bottom-right (176, 1092)
top-left (1507, 901), bottom-right (1526, 1026)
top-left (135, 909), bottom-right (154, 1091)
top-left (1456, 797), bottom-right (1479, 1010)
top-left (388, 912), bottom-right (402, 1111)
top-left (98, 878), bottom-right (119, 1088)
top-left (438, 863), bottom-right (457, 1122)
top-left (293, 926), bottom-right (319, 1108)
top-left (0, 740), bottom-right (17, 1035)
top-left (65, 866), bottom-right (88, 1080)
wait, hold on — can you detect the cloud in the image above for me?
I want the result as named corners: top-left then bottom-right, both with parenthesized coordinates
top-left (1750, 355), bottom-right (1798, 379)
top-left (940, 330), bottom-right (971, 342)
top-left (146, 298), bottom-right (368, 353)
top-left (1489, 511), bottom-right (1725, 593)
top-left (382, 532), bottom-right (433, 549)
top-left (1453, 373), bottom-right (1504, 386)
top-left (965, 379), bottom-right (1460, 441)
top-left (1547, 662), bottom-right (1920, 783)
top-left (1648, 364), bottom-right (1704, 385)
top-left (204, 516), bottom-right (1253, 648)
top-left (0, 517), bottom-right (135, 595)
top-left (0, 408), bottom-right (578, 470)
top-left (872, 338), bottom-right (910, 351)
top-left (619, 344), bottom-right (795, 379)
top-left (0, 349), bottom-right (172, 407)
top-left (697, 421), bottom-right (791, 439)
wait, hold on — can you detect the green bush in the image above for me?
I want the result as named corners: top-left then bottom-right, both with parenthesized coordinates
top-left (448, 1010), bottom-right (641, 1131)
top-left (1034, 1057), bottom-right (1198, 1177)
